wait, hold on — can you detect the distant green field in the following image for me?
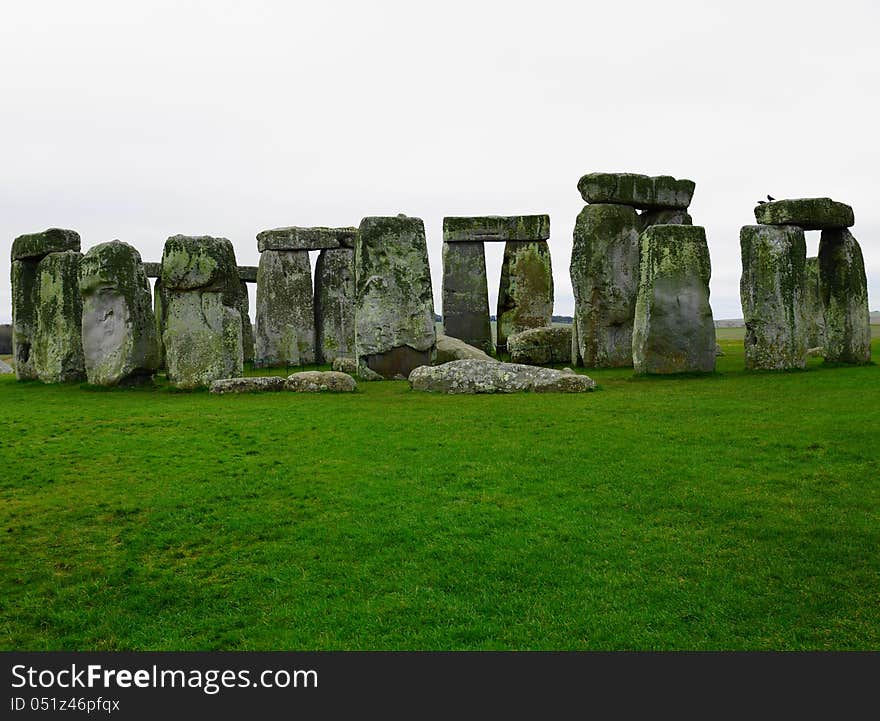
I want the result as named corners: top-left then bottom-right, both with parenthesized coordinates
top-left (1, 334), bottom-right (878, 650)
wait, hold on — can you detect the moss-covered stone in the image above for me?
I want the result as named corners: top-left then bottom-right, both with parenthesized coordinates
top-left (577, 173), bottom-right (695, 210)
top-left (238, 266), bottom-right (258, 283)
top-left (161, 235), bottom-right (239, 305)
top-left (754, 198), bottom-right (854, 230)
top-left (639, 209), bottom-right (692, 231)
top-left (79, 240), bottom-right (160, 386)
top-left (739, 225), bottom-right (807, 370)
top-left (633, 225), bottom-right (715, 374)
top-left (257, 226), bottom-right (358, 252)
top-left (818, 228), bottom-right (871, 364)
top-left (496, 241), bottom-right (553, 351)
top-left (570, 204), bottom-right (641, 367)
top-left (355, 215), bottom-right (436, 379)
top-left (441, 241), bottom-right (492, 351)
top-left (11, 228), bottom-right (80, 262)
top-left (314, 247), bottom-right (355, 364)
top-left (142, 262), bottom-right (162, 278)
top-left (255, 250), bottom-right (315, 367)
top-left (508, 325), bottom-right (572, 366)
top-left (442, 215), bottom-right (550, 242)
top-left (11, 259), bottom-right (40, 380)
top-left (803, 257), bottom-right (825, 348)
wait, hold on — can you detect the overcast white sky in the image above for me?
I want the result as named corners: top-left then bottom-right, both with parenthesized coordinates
top-left (1, 0), bottom-right (878, 324)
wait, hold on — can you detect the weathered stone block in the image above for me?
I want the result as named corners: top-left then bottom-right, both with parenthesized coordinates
top-left (286, 370), bottom-right (357, 392)
top-left (435, 334), bottom-right (496, 364)
top-left (496, 241), bottom-right (553, 352)
top-left (754, 198), bottom-right (854, 230)
top-left (633, 225), bottom-right (715, 374)
top-left (441, 241), bottom-right (491, 351)
top-left (442, 215), bottom-right (550, 242)
top-left (508, 326), bottom-right (572, 366)
top-left (803, 257), bottom-right (825, 348)
top-left (210, 376), bottom-right (287, 394)
top-left (818, 228), bottom-right (871, 363)
top-left (255, 250), bottom-right (315, 367)
top-left (79, 240), bottom-right (160, 385)
top-left (11, 228), bottom-right (80, 262)
top-left (11, 258), bottom-right (40, 380)
top-left (142, 262), bottom-right (162, 278)
top-left (0, 324), bottom-right (11, 355)
top-left (570, 204), bottom-right (641, 367)
top-left (739, 225), bottom-right (807, 370)
top-left (153, 277), bottom-right (169, 369)
top-left (639, 209), bottom-right (692, 231)
top-left (355, 215), bottom-right (436, 379)
top-left (409, 359), bottom-right (595, 393)
top-left (315, 247), bottom-right (355, 364)
top-left (257, 226), bottom-right (357, 252)
top-left (578, 173), bottom-right (695, 210)
top-left (238, 266), bottom-right (258, 283)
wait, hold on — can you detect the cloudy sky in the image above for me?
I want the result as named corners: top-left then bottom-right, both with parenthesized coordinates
top-left (1, 0), bottom-right (877, 323)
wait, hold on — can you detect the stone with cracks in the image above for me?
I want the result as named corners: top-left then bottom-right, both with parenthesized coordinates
top-left (508, 326), bottom-right (572, 366)
top-left (409, 359), bottom-right (595, 394)
top-left (257, 226), bottom-right (357, 252)
top-left (754, 198), bottom-right (854, 231)
top-left (442, 215), bottom-right (550, 242)
top-left (739, 225), bottom-right (807, 370)
top-left (441, 241), bottom-right (491, 351)
top-left (496, 241), bottom-right (553, 352)
top-left (315, 247), bottom-right (355, 364)
top-left (255, 250), bottom-right (315, 367)
top-left (818, 228), bottom-right (871, 363)
top-left (354, 215), bottom-right (436, 379)
top-left (803, 257), bottom-right (825, 348)
top-left (570, 204), bottom-right (641, 367)
top-left (79, 240), bottom-right (160, 386)
top-left (577, 173), bottom-right (695, 210)
top-left (633, 225), bottom-right (716, 374)
top-left (435, 334), bottom-right (496, 363)
top-left (285, 370), bottom-right (357, 392)
top-left (209, 376), bottom-right (287, 394)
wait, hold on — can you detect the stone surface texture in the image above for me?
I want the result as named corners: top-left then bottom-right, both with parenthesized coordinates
top-left (508, 325), bottom-right (572, 366)
top-left (285, 370), bottom-right (357, 392)
top-left (257, 226), bottom-right (357, 252)
top-left (315, 247), bottom-right (355, 363)
top-left (11, 228), bottom-right (80, 261)
top-left (435, 334), bottom-right (496, 363)
top-left (441, 241), bottom-right (491, 351)
top-left (255, 250), bottom-right (315, 367)
top-left (754, 198), bottom-right (854, 230)
top-left (442, 215), bottom-right (550, 242)
top-left (803, 257), bottom-right (825, 349)
top-left (496, 241), bottom-right (553, 351)
top-left (209, 376), bottom-right (287, 394)
top-left (577, 173), bottom-right (695, 210)
top-left (409, 359), bottom-right (595, 394)
top-left (639, 209), bottom-right (693, 231)
top-left (0, 359), bottom-right (13, 374)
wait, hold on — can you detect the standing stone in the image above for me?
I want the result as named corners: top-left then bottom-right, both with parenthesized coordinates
top-left (739, 225), bottom-right (807, 370)
top-left (570, 204), bottom-right (641, 367)
top-left (441, 241), bottom-right (491, 351)
top-left (153, 277), bottom-right (169, 369)
top-left (818, 228), bottom-right (871, 364)
top-left (315, 247), bottom-right (355, 364)
top-left (803, 257), bottom-right (825, 348)
top-left (497, 241), bottom-right (553, 352)
top-left (633, 225), bottom-right (715, 374)
top-left (355, 215), bottom-right (436, 379)
top-left (255, 250), bottom-right (315, 367)
top-left (79, 240), bottom-right (160, 385)
top-left (161, 235), bottom-right (243, 389)
top-left (237, 280), bottom-right (255, 364)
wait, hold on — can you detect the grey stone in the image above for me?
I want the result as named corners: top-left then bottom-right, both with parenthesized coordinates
top-left (633, 225), bottom-right (716, 374)
top-left (142, 262), bottom-right (162, 278)
top-left (442, 215), bottom-right (550, 242)
top-left (11, 259), bottom-right (39, 380)
top-left (508, 326), bottom-right (572, 366)
top-left (435, 334), bottom-right (496, 364)
top-left (285, 370), bottom-right (357, 392)
top-left (237, 281), bottom-right (255, 364)
top-left (315, 247), bottom-right (355, 364)
top-left (441, 241), bottom-right (491, 351)
top-left (739, 225), bottom-right (807, 370)
top-left (257, 226), bottom-right (357, 252)
top-left (570, 204), bottom-right (641, 367)
top-left (496, 241), bottom-right (553, 352)
top-left (803, 257), bottom-right (825, 348)
top-left (754, 198), bottom-right (854, 230)
top-left (153, 277), bottom-right (169, 369)
top-left (408, 359), bottom-right (596, 393)
top-left (0, 324), bottom-right (11, 355)
top-left (331, 357), bottom-right (359, 374)
top-left (238, 266), bottom-right (258, 283)
top-left (79, 240), bottom-right (160, 386)
top-left (354, 215), bottom-right (436, 379)
top-left (578, 173), bottom-right (695, 210)
top-left (807, 346), bottom-right (824, 357)
top-left (0, 359), bottom-right (13, 374)
top-left (255, 250), bottom-right (315, 367)
top-left (639, 209), bottom-right (693, 231)
top-left (818, 228), bottom-right (871, 363)
top-left (11, 228), bottom-right (80, 262)
top-left (209, 376), bottom-right (287, 394)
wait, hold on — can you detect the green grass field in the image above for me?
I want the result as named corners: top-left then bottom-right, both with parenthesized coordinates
top-left (1, 328), bottom-right (879, 650)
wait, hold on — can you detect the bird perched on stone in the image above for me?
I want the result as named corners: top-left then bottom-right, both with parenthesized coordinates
top-left (767, 194), bottom-right (776, 201)
top-left (757, 200), bottom-right (766, 205)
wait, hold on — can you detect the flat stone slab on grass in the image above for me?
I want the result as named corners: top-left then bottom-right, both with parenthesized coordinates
top-left (210, 376), bottom-right (287, 394)
top-left (257, 226), bottom-right (357, 252)
top-left (286, 370), bottom-right (357, 392)
top-left (11, 228), bottom-right (80, 261)
top-left (578, 173), bottom-right (695, 210)
top-left (409, 359), bottom-right (595, 394)
top-left (442, 215), bottom-right (550, 242)
top-left (508, 326), bottom-right (572, 366)
top-left (754, 198), bottom-right (854, 230)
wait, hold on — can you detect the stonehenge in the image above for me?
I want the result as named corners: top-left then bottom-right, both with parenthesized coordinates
top-left (409, 359), bottom-right (595, 394)
top-left (508, 326), bottom-right (572, 366)
top-left (315, 242), bottom-right (356, 364)
top-left (803, 257), bottom-right (825, 349)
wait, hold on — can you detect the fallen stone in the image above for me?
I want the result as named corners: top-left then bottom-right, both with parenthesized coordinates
top-left (257, 226), bottom-right (357, 252)
top-left (331, 357), bottom-right (359, 374)
top-left (408, 359), bottom-right (595, 394)
top-left (285, 370), bottom-right (357, 392)
top-left (508, 326), bottom-right (572, 366)
top-left (739, 225), bottom-right (807, 370)
top-left (209, 376), bottom-right (287, 394)
top-left (315, 247), bottom-right (355, 363)
top-left (79, 240), bottom-right (160, 386)
top-left (578, 173), bottom-right (695, 210)
top-left (496, 241), bottom-right (553, 351)
top-left (442, 215), bottom-right (550, 242)
top-left (803, 257), bottom-right (825, 348)
top-left (633, 225), bottom-right (716, 374)
top-left (441, 241), bottom-right (492, 351)
top-left (435, 334), bottom-right (496, 363)
top-left (11, 228), bottom-right (80, 262)
top-left (807, 346), bottom-right (824, 357)
top-left (754, 198), bottom-right (854, 230)
top-left (0, 359), bottom-right (13, 374)
top-left (255, 250), bottom-right (315, 367)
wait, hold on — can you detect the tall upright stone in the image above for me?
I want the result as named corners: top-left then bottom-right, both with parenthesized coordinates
top-left (441, 241), bottom-right (491, 351)
top-left (160, 235), bottom-right (243, 388)
top-left (633, 225), bottom-right (715, 374)
top-left (255, 250), bottom-right (315, 367)
top-left (818, 228), bottom-right (871, 364)
top-left (237, 280), bottom-right (255, 364)
top-left (355, 215), bottom-right (436, 379)
top-left (153, 277), bottom-right (169, 369)
top-left (570, 204), bottom-right (641, 367)
top-left (79, 240), bottom-right (160, 385)
top-left (497, 241), bottom-right (553, 352)
top-left (803, 257), bottom-right (825, 348)
top-left (315, 246), bottom-right (355, 364)
top-left (739, 225), bottom-right (807, 370)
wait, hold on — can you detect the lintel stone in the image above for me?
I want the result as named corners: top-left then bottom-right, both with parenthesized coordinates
top-left (257, 226), bottom-right (358, 252)
top-left (442, 215), bottom-right (550, 242)
top-left (12, 228), bottom-right (81, 262)
top-left (754, 198), bottom-right (854, 230)
top-left (578, 173), bottom-right (695, 210)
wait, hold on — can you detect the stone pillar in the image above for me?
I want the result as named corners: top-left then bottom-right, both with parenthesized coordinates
top-left (355, 215), bottom-right (436, 379)
top-left (441, 241), bottom-right (491, 351)
top-left (633, 225), bottom-right (715, 374)
top-left (237, 280), bottom-right (255, 364)
top-left (153, 277), bottom-right (169, 369)
top-left (819, 228), bottom-right (871, 364)
top-left (497, 240), bottom-right (553, 352)
top-left (315, 246), bottom-right (355, 364)
top-left (739, 225), bottom-right (807, 370)
top-left (803, 257), bottom-right (825, 348)
top-left (79, 240), bottom-right (160, 385)
top-left (160, 235), bottom-right (243, 388)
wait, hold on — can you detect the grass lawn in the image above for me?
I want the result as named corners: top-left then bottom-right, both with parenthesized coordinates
top-left (1, 329), bottom-right (879, 650)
